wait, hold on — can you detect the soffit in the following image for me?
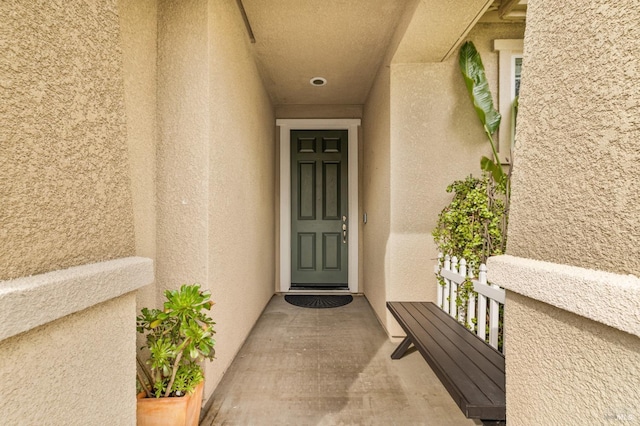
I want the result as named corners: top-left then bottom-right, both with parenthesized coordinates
top-left (392, 0), bottom-right (495, 63)
top-left (239, 0), bottom-right (524, 106)
top-left (241, 0), bottom-right (410, 105)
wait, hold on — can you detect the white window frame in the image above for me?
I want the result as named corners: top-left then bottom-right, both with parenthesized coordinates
top-left (494, 39), bottom-right (524, 163)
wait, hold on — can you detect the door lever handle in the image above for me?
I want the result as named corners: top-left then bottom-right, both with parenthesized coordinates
top-left (342, 216), bottom-right (347, 244)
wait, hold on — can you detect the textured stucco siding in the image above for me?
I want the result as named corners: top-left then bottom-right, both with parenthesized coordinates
top-left (507, 0), bottom-right (640, 276)
top-left (207, 0), bottom-right (276, 398)
top-left (157, 0), bottom-right (210, 291)
top-left (0, 0), bottom-right (135, 280)
top-left (362, 62), bottom-right (392, 334)
top-left (0, 294), bottom-right (137, 425)
top-left (506, 292), bottom-right (640, 423)
top-left (0, 2), bottom-right (142, 424)
top-left (118, 0), bottom-right (158, 311)
top-left (502, 0), bottom-right (640, 424)
top-left (157, 0), bottom-right (275, 403)
top-left (157, 0), bottom-right (214, 405)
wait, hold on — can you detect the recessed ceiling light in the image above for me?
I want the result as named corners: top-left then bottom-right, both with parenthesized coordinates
top-left (310, 77), bottom-right (327, 87)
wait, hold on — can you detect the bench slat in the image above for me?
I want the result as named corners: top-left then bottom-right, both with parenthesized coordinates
top-left (395, 303), bottom-right (504, 405)
top-left (402, 303), bottom-right (505, 397)
top-left (421, 302), bottom-right (505, 386)
top-left (391, 303), bottom-right (495, 410)
top-left (387, 301), bottom-right (505, 421)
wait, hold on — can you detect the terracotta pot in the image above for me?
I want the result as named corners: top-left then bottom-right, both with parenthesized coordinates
top-left (136, 381), bottom-right (204, 426)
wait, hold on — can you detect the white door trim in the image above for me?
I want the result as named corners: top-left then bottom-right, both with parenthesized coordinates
top-left (277, 118), bottom-right (360, 293)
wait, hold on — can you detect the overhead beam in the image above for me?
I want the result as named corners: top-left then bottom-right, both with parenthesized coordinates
top-left (236, 0), bottom-right (256, 43)
top-left (498, 0), bottom-right (520, 19)
top-left (501, 10), bottom-right (526, 20)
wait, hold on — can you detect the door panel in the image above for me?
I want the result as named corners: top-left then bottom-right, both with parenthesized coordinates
top-left (297, 233), bottom-right (316, 270)
top-left (298, 162), bottom-right (316, 220)
top-left (322, 233), bottom-right (341, 270)
top-left (291, 130), bottom-right (348, 287)
top-left (322, 162), bottom-right (341, 220)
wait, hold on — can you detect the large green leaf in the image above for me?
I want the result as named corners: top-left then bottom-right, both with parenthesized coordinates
top-left (459, 41), bottom-right (501, 135)
top-left (480, 156), bottom-right (505, 184)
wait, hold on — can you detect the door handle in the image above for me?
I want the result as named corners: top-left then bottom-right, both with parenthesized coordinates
top-left (342, 216), bottom-right (347, 244)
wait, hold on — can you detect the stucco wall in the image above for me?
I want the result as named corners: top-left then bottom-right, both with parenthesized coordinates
top-left (500, 0), bottom-right (640, 424)
top-left (118, 0), bottom-right (158, 312)
top-left (157, 0), bottom-right (210, 290)
top-left (507, 1), bottom-right (640, 276)
top-left (0, 0), bottom-right (135, 280)
top-left (0, 2), bottom-right (143, 424)
top-left (275, 104), bottom-right (363, 119)
top-left (157, 0), bottom-right (275, 403)
top-left (0, 293), bottom-right (137, 425)
top-left (505, 293), bottom-right (640, 423)
top-left (362, 64), bottom-right (392, 332)
top-left (207, 0), bottom-right (276, 398)
top-left (363, 23), bottom-right (524, 336)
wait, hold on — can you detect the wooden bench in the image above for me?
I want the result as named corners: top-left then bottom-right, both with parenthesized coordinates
top-left (387, 301), bottom-right (505, 424)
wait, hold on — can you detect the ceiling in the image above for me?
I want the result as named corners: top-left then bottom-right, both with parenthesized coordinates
top-left (241, 0), bottom-right (411, 106)
top-left (240, 0), bottom-right (526, 106)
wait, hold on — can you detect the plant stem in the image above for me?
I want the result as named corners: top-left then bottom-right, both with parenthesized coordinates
top-left (136, 355), bottom-right (154, 397)
top-left (164, 346), bottom-right (185, 397)
top-left (484, 125), bottom-right (501, 166)
top-left (136, 369), bottom-right (153, 398)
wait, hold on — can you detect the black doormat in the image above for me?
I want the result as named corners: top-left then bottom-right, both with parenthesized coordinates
top-left (284, 294), bottom-right (353, 309)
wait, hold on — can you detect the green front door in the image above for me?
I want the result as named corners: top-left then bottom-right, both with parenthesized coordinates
top-left (291, 130), bottom-right (349, 288)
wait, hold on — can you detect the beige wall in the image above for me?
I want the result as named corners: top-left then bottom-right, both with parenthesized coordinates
top-left (0, 2), bottom-right (141, 423)
top-left (157, 0), bottom-right (276, 403)
top-left (157, 0), bottom-right (210, 289)
top-left (118, 0), bottom-right (158, 312)
top-left (0, 0), bottom-right (135, 281)
top-left (504, 292), bottom-right (640, 423)
top-left (500, 0), bottom-right (640, 423)
top-left (363, 23), bottom-right (525, 335)
top-left (362, 63), bottom-right (392, 331)
top-left (0, 294), bottom-right (138, 425)
top-left (207, 0), bottom-right (276, 398)
top-left (275, 104), bottom-right (363, 119)
top-left (508, 1), bottom-right (640, 276)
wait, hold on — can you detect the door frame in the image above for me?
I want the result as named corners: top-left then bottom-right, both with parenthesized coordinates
top-left (277, 119), bottom-right (360, 293)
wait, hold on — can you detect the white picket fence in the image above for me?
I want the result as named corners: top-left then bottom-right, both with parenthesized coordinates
top-left (434, 254), bottom-right (505, 353)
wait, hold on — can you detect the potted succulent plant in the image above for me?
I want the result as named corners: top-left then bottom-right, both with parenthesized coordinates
top-left (136, 284), bottom-right (216, 426)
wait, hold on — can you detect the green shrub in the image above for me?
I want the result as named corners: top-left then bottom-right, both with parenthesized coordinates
top-left (432, 175), bottom-right (506, 270)
top-left (136, 284), bottom-right (216, 398)
top-left (432, 174), bottom-right (507, 333)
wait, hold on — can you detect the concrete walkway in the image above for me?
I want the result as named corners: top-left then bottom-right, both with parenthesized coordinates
top-left (201, 295), bottom-right (479, 426)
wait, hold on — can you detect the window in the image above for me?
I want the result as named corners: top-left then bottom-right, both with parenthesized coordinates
top-left (494, 39), bottom-right (524, 163)
top-left (513, 56), bottom-right (523, 98)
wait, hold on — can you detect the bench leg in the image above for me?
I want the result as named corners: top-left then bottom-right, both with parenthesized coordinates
top-left (391, 336), bottom-right (413, 359)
